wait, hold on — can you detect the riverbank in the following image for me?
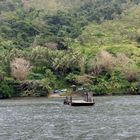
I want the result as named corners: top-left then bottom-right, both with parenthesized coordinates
top-left (0, 92), bottom-right (140, 100)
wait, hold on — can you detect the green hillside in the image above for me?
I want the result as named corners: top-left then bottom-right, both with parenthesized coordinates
top-left (29, 0), bottom-right (86, 12)
top-left (1, 0), bottom-right (140, 98)
top-left (28, 0), bottom-right (140, 12)
top-left (79, 5), bottom-right (140, 46)
top-left (74, 4), bottom-right (140, 55)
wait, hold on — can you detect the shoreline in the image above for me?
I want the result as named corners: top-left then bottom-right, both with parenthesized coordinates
top-left (0, 93), bottom-right (140, 100)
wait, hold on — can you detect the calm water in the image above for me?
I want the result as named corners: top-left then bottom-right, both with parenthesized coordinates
top-left (0, 96), bottom-right (140, 140)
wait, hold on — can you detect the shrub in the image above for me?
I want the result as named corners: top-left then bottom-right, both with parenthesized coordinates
top-left (10, 58), bottom-right (31, 81)
top-left (32, 81), bottom-right (49, 97)
top-left (136, 28), bottom-right (140, 43)
top-left (89, 51), bottom-right (140, 83)
top-left (125, 82), bottom-right (139, 95)
top-left (121, 65), bottom-right (140, 82)
top-left (89, 50), bottom-right (115, 75)
top-left (0, 79), bottom-right (14, 99)
top-left (13, 80), bottom-right (49, 97)
top-left (115, 53), bottom-right (140, 82)
top-left (74, 75), bottom-right (93, 86)
top-left (88, 71), bottom-right (131, 95)
top-left (65, 73), bottom-right (77, 84)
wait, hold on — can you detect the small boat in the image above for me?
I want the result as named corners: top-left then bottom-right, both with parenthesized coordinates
top-left (64, 93), bottom-right (95, 106)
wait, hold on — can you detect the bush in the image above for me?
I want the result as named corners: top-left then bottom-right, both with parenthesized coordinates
top-left (88, 51), bottom-right (115, 75)
top-left (13, 80), bottom-right (49, 97)
top-left (88, 71), bottom-right (131, 95)
top-left (10, 57), bottom-right (31, 81)
top-left (32, 81), bottom-right (49, 97)
top-left (65, 73), bottom-right (77, 84)
top-left (0, 79), bottom-right (14, 99)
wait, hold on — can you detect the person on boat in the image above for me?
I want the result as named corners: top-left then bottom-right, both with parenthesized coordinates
top-left (83, 92), bottom-right (93, 102)
top-left (88, 94), bottom-right (92, 102)
top-left (64, 96), bottom-right (69, 105)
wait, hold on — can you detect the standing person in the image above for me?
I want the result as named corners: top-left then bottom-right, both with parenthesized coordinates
top-left (88, 94), bottom-right (92, 102)
top-left (83, 92), bottom-right (88, 102)
top-left (64, 96), bottom-right (69, 104)
top-left (84, 92), bottom-right (92, 102)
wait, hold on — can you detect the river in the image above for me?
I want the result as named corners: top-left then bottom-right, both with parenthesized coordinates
top-left (0, 96), bottom-right (140, 140)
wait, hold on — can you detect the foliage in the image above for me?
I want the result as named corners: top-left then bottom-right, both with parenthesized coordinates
top-left (1, 0), bottom-right (139, 48)
top-left (15, 80), bottom-right (49, 97)
top-left (1, 0), bottom-right (140, 98)
top-left (10, 58), bottom-right (31, 81)
top-left (31, 81), bottom-right (49, 97)
top-left (0, 78), bottom-right (14, 99)
top-left (89, 71), bottom-right (130, 95)
top-left (28, 47), bottom-right (82, 75)
top-left (66, 73), bottom-right (93, 86)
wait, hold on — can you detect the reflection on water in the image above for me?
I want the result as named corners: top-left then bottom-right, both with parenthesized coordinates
top-left (0, 96), bottom-right (140, 140)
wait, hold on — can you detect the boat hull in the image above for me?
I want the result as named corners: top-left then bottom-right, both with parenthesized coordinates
top-left (71, 102), bottom-right (95, 106)
top-left (64, 97), bottom-right (95, 106)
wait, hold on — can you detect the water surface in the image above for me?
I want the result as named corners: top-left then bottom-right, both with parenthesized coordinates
top-left (0, 96), bottom-right (140, 140)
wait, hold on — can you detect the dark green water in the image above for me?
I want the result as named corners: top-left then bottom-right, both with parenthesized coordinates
top-left (0, 96), bottom-right (140, 140)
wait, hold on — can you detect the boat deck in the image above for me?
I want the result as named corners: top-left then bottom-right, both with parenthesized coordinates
top-left (63, 94), bottom-right (95, 106)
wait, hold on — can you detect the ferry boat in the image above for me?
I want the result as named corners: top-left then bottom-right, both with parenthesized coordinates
top-left (64, 93), bottom-right (95, 106)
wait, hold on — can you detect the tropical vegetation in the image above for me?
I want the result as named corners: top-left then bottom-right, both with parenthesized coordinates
top-left (1, 0), bottom-right (140, 98)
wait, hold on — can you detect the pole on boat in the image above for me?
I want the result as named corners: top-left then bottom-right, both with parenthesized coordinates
top-left (70, 96), bottom-right (72, 104)
top-left (87, 92), bottom-right (88, 102)
top-left (83, 87), bottom-right (88, 102)
top-left (70, 85), bottom-right (76, 103)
